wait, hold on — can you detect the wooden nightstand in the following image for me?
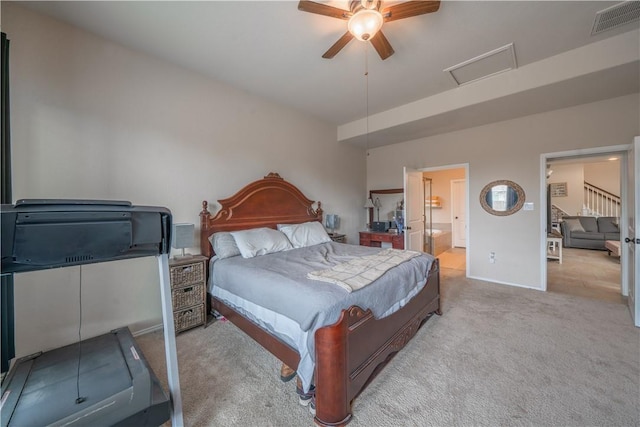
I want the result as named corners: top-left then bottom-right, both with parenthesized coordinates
top-left (169, 255), bottom-right (207, 333)
top-left (328, 233), bottom-right (346, 243)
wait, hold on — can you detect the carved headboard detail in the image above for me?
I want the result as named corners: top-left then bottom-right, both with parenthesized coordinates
top-left (199, 173), bottom-right (323, 258)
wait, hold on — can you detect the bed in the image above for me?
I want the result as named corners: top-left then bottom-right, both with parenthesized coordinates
top-left (199, 173), bottom-right (441, 426)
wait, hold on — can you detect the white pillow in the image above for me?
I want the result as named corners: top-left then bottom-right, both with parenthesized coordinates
top-left (278, 221), bottom-right (331, 249)
top-left (231, 227), bottom-right (293, 258)
top-left (208, 232), bottom-right (241, 259)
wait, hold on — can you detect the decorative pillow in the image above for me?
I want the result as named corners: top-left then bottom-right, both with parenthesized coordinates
top-left (209, 232), bottom-right (241, 259)
top-left (564, 218), bottom-right (585, 233)
top-left (597, 217), bottom-right (620, 233)
top-left (231, 227), bottom-right (293, 258)
top-left (278, 221), bottom-right (332, 249)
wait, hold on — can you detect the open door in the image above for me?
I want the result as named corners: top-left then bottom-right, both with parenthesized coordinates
top-left (404, 167), bottom-right (425, 252)
top-left (626, 137), bottom-right (639, 326)
top-left (452, 179), bottom-right (467, 248)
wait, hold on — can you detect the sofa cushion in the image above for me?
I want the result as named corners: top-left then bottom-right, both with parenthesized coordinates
top-left (578, 217), bottom-right (598, 232)
top-left (597, 217), bottom-right (619, 233)
top-left (604, 232), bottom-right (620, 240)
top-left (571, 231), bottom-right (605, 240)
top-left (563, 218), bottom-right (584, 232)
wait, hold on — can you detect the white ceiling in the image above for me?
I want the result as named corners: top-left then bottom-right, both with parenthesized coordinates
top-left (16, 1), bottom-right (640, 147)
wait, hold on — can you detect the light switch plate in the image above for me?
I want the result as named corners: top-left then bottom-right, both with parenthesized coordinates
top-left (523, 202), bottom-right (534, 211)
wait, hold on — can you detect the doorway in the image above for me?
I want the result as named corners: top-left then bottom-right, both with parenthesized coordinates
top-left (542, 149), bottom-right (625, 304)
top-left (406, 164), bottom-right (468, 273)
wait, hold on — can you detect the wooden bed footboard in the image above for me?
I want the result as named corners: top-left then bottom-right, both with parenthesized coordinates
top-left (314, 258), bottom-right (440, 427)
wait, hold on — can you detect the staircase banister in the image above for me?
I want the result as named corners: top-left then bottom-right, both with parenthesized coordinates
top-left (584, 181), bottom-right (620, 200)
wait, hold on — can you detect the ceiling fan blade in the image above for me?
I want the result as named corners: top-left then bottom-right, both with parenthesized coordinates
top-left (298, 1), bottom-right (351, 20)
top-left (322, 32), bottom-right (355, 59)
top-left (382, 1), bottom-right (441, 22)
top-left (370, 30), bottom-right (394, 60)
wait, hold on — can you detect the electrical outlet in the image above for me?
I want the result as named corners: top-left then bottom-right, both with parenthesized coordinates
top-left (489, 252), bottom-right (496, 263)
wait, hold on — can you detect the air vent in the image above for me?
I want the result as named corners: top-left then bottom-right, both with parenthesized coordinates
top-left (443, 43), bottom-right (517, 86)
top-left (66, 255), bottom-right (94, 263)
top-left (592, 1), bottom-right (640, 35)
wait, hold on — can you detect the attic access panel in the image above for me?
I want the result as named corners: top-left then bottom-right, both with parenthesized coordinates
top-left (444, 43), bottom-right (517, 86)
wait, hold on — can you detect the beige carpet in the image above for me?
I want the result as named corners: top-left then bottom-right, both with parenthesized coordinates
top-left (137, 268), bottom-right (639, 426)
top-left (547, 247), bottom-right (622, 303)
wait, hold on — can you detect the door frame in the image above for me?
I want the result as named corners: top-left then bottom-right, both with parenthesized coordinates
top-left (406, 163), bottom-right (469, 276)
top-left (626, 137), bottom-right (639, 325)
top-left (540, 144), bottom-right (630, 293)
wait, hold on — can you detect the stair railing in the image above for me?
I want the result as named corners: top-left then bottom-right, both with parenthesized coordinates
top-left (551, 204), bottom-right (569, 222)
top-left (584, 181), bottom-right (620, 217)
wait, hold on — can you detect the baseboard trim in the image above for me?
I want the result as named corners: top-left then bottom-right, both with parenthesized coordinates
top-left (467, 274), bottom-right (543, 291)
top-left (131, 323), bottom-right (164, 337)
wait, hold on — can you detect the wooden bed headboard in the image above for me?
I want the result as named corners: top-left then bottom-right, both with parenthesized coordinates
top-left (199, 172), bottom-right (323, 258)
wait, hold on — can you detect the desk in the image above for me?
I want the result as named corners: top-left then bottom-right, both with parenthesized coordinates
top-left (547, 234), bottom-right (563, 264)
top-left (359, 231), bottom-right (404, 250)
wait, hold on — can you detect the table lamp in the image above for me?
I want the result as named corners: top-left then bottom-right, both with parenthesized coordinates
top-left (325, 214), bottom-right (340, 234)
top-left (171, 223), bottom-right (194, 259)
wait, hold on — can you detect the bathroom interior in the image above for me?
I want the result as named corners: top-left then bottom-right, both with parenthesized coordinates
top-left (368, 166), bottom-right (466, 257)
top-left (422, 167), bottom-right (465, 256)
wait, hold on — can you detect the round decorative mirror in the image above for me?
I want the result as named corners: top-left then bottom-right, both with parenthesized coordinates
top-left (480, 180), bottom-right (525, 216)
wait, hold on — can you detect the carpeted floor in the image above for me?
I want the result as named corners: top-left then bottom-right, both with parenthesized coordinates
top-left (547, 247), bottom-right (622, 303)
top-left (137, 267), bottom-right (639, 427)
top-left (436, 246), bottom-right (623, 303)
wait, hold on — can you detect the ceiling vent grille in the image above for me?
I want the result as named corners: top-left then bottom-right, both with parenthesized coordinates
top-left (591, 1), bottom-right (640, 35)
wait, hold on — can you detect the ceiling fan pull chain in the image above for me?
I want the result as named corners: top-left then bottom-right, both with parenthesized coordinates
top-left (365, 42), bottom-right (370, 155)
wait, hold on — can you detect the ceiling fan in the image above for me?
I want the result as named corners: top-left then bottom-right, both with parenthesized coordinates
top-left (298, 0), bottom-right (441, 60)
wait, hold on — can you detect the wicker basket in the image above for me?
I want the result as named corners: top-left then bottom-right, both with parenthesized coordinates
top-left (174, 304), bottom-right (205, 333)
top-left (170, 261), bottom-right (205, 288)
top-left (172, 283), bottom-right (205, 311)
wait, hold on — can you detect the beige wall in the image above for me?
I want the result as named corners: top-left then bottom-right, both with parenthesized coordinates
top-left (549, 164), bottom-right (584, 216)
top-left (368, 93), bottom-right (639, 288)
top-left (550, 160), bottom-right (621, 217)
top-left (584, 161), bottom-right (621, 197)
top-left (4, 4), bottom-right (365, 357)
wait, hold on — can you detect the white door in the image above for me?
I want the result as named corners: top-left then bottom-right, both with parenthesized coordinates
top-left (404, 167), bottom-right (425, 252)
top-left (452, 179), bottom-right (467, 248)
top-left (626, 137), bottom-right (639, 326)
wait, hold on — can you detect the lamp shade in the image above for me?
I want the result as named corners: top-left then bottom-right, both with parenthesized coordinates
top-left (325, 214), bottom-right (340, 231)
top-left (348, 9), bottom-right (383, 41)
top-left (171, 223), bottom-right (194, 250)
top-left (364, 198), bottom-right (375, 209)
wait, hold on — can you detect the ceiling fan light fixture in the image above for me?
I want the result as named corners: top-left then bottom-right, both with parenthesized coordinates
top-left (360, 0), bottom-right (378, 10)
top-left (348, 9), bottom-right (383, 41)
